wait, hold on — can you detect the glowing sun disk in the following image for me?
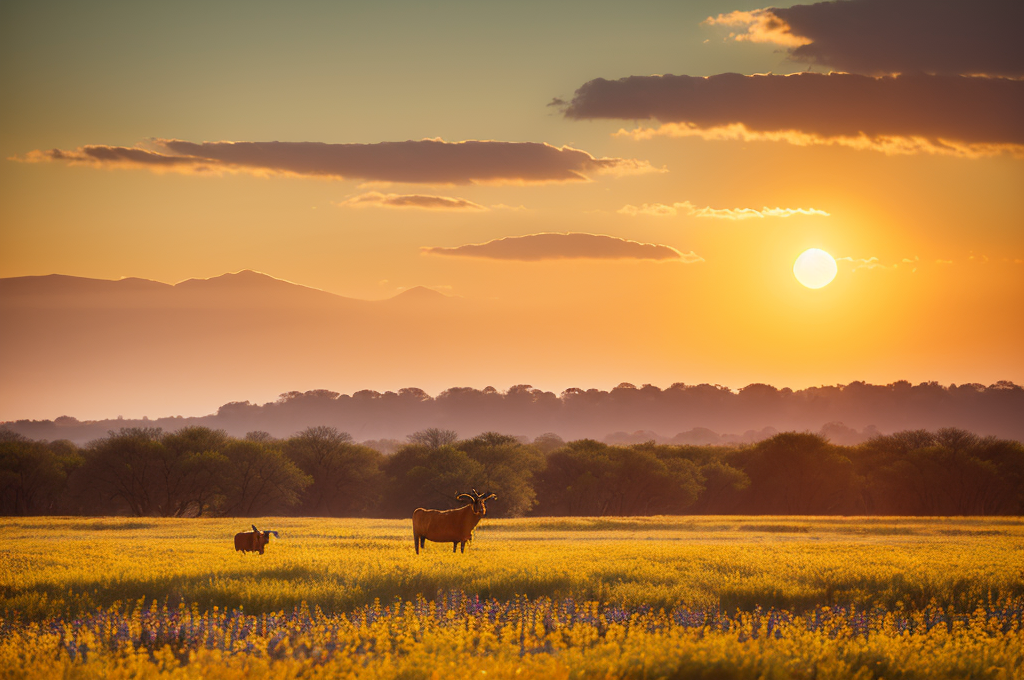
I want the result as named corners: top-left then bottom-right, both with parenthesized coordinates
top-left (794, 248), bottom-right (837, 289)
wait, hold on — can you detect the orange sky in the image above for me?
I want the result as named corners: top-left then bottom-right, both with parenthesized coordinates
top-left (1, 0), bottom-right (1022, 419)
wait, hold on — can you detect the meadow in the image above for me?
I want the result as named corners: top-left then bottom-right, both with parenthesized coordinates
top-left (2, 516), bottom-right (1023, 678)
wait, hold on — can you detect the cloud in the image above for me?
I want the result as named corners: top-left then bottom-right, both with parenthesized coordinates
top-left (836, 256), bottom-right (893, 271)
top-left (836, 256), bottom-right (920, 271)
top-left (17, 138), bottom-right (654, 185)
top-left (619, 201), bottom-right (829, 219)
top-left (565, 72), bottom-right (1024, 157)
top-left (761, 207), bottom-right (830, 218)
top-left (703, 9), bottom-right (810, 48)
top-left (618, 203), bottom-right (683, 217)
top-left (422, 232), bottom-right (701, 262)
top-left (616, 122), bottom-right (1020, 158)
top-left (338, 192), bottom-right (487, 211)
top-left (706, 0), bottom-right (1023, 78)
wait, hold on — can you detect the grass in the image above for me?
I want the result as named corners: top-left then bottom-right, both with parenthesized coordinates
top-left (2, 516), bottom-right (1022, 619)
top-left (2, 516), bottom-right (1023, 678)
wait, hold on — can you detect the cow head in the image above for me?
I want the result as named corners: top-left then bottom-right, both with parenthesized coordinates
top-left (251, 525), bottom-right (280, 550)
top-left (456, 488), bottom-right (497, 515)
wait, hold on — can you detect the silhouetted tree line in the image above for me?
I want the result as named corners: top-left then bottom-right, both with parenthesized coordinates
top-left (5, 381), bottom-right (1023, 445)
top-left (3, 425), bottom-right (1022, 517)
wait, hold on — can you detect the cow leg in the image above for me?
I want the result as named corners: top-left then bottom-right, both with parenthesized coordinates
top-left (414, 534), bottom-right (420, 554)
top-left (452, 542), bottom-right (457, 553)
top-left (460, 541), bottom-right (465, 554)
top-left (420, 536), bottom-right (426, 550)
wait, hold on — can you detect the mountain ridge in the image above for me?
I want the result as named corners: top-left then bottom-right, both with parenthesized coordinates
top-left (0, 268), bottom-right (482, 421)
top-left (0, 269), bottom-right (444, 304)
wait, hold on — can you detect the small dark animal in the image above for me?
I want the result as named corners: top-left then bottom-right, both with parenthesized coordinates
top-left (413, 488), bottom-right (497, 554)
top-left (234, 524), bottom-right (280, 554)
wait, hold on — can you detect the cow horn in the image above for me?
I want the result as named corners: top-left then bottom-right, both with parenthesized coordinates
top-left (456, 493), bottom-right (473, 502)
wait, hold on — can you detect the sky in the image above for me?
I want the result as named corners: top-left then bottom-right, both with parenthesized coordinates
top-left (1, 0), bottom-right (1022, 418)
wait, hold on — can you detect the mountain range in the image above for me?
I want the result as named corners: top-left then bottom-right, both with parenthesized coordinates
top-left (1, 270), bottom-right (479, 420)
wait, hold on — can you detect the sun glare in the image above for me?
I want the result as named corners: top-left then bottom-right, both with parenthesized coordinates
top-left (793, 248), bottom-right (837, 289)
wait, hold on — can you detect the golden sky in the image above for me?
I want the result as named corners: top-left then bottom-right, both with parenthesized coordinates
top-left (1, 0), bottom-right (1022, 419)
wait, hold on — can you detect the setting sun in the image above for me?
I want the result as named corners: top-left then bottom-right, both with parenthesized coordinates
top-left (793, 248), bottom-right (838, 289)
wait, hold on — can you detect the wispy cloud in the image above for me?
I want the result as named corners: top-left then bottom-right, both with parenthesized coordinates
top-left (565, 72), bottom-right (1024, 158)
top-left (422, 232), bottom-right (701, 262)
top-left (17, 138), bottom-right (655, 185)
top-left (706, 0), bottom-right (1023, 78)
top-left (618, 203), bottom-right (683, 217)
top-left (619, 201), bottom-right (829, 219)
top-left (837, 256), bottom-right (897, 271)
top-left (837, 255), bottom-right (925, 272)
top-left (616, 122), bottom-right (1021, 158)
top-left (337, 192), bottom-right (487, 211)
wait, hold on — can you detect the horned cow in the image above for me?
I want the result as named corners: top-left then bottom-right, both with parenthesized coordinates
top-left (234, 524), bottom-right (280, 554)
top-left (413, 488), bottom-right (497, 554)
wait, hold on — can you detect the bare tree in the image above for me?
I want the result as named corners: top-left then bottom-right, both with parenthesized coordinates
top-left (407, 428), bottom-right (458, 448)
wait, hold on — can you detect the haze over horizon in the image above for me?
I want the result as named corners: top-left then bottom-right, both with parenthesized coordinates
top-left (2, 267), bottom-right (1021, 422)
top-left (2, 0), bottom-right (1021, 423)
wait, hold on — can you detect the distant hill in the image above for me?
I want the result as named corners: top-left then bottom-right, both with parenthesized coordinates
top-left (0, 271), bottom-right (467, 421)
top-left (3, 382), bottom-right (1022, 447)
top-left (385, 286), bottom-right (451, 303)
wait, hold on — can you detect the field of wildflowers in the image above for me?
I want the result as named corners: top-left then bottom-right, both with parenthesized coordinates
top-left (2, 516), bottom-right (1022, 678)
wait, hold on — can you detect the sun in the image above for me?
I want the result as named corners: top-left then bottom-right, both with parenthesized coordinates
top-left (793, 248), bottom-right (838, 289)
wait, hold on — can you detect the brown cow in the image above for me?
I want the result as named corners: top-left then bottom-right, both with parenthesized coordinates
top-left (413, 489), bottom-right (497, 554)
top-left (234, 525), bottom-right (279, 554)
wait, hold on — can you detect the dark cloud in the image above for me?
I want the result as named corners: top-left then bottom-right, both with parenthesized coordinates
top-left (422, 232), bottom-right (701, 262)
top-left (564, 72), bottom-right (1024, 155)
top-left (21, 138), bottom-right (653, 185)
top-left (769, 0), bottom-right (1023, 77)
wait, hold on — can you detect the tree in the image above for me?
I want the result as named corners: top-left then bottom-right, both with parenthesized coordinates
top-left (534, 440), bottom-right (612, 516)
top-left (866, 431), bottom-right (1023, 515)
top-left (934, 427), bottom-right (979, 454)
top-left (381, 444), bottom-right (484, 517)
top-left (532, 433), bottom-right (565, 454)
top-left (159, 427), bottom-right (230, 516)
top-left (246, 431), bottom-right (275, 442)
top-left (459, 433), bottom-right (544, 517)
top-left (217, 440), bottom-right (311, 516)
top-left (285, 426), bottom-right (382, 516)
top-left (599, 444), bottom-right (705, 515)
top-left (0, 435), bottom-right (78, 515)
top-left (738, 433), bottom-right (858, 514)
top-left (78, 428), bottom-right (165, 516)
top-left (690, 459), bottom-right (749, 514)
top-left (407, 428), bottom-right (459, 448)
